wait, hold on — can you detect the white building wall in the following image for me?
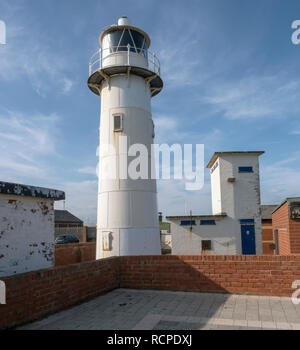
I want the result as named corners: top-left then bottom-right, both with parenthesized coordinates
top-left (171, 218), bottom-right (238, 255)
top-left (0, 195), bottom-right (55, 277)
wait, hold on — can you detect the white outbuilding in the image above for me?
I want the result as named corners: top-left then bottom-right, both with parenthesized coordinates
top-left (169, 151), bottom-right (264, 255)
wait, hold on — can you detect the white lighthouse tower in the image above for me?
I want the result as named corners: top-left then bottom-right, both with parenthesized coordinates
top-left (88, 16), bottom-right (163, 258)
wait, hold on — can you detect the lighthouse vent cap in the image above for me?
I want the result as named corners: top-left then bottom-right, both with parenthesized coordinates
top-left (118, 16), bottom-right (130, 26)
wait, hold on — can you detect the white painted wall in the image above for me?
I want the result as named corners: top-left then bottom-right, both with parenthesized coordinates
top-left (0, 194), bottom-right (55, 277)
top-left (213, 154), bottom-right (262, 254)
top-left (170, 217), bottom-right (238, 255)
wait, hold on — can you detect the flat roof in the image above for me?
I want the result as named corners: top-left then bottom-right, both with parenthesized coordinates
top-left (272, 197), bottom-right (300, 214)
top-left (206, 151), bottom-right (265, 168)
top-left (0, 181), bottom-right (65, 200)
top-left (166, 214), bottom-right (227, 221)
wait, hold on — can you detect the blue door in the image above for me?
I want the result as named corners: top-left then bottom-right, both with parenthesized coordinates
top-left (241, 225), bottom-right (256, 255)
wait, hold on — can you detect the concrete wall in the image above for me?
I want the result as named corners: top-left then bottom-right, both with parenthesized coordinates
top-left (0, 194), bottom-right (55, 277)
top-left (171, 217), bottom-right (238, 255)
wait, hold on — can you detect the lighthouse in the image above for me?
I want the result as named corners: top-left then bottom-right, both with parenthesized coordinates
top-left (88, 16), bottom-right (163, 258)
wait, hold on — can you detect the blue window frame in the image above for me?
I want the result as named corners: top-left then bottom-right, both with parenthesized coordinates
top-left (200, 220), bottom-right (216, 225)
top-left (180, 220), bottom-right (196, 226)
top-left (240, 219), bottom-right (255, 224)
top-left (238, 166), bottom-right (253, 173)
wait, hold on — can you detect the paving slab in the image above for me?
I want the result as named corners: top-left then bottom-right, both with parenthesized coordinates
top-left (17, 288), bottom-right (300, 330)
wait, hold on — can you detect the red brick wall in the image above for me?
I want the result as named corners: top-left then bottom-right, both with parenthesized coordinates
top-left (0, 257), bottom-right (119, 329)
top-left (120, 255), bottom-right (300, 297)
top-left (55, 242), bottom-right (96, 266)
top-left (1, 254), bottom-right (300, 329)
top-left (272, 202), bottom-right (291, 254)
top-left (289, 218), bottom-right (300, 254)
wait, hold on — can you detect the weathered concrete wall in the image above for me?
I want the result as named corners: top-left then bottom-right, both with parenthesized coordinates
top-left (0, 194), bottom-right (55, 277)
top-left (55, 242), bottom-right (96, 266)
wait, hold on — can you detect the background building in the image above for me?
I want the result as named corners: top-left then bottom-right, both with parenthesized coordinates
top-left (54, 210), bottom-right (83, 241)
top-left (170, 151), bottom-right (264, 255)
top-left (272, 197), bottom-right (300, 254)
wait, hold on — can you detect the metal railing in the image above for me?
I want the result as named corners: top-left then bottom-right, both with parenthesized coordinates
top-left (89, 45), bottom-right (161, 77)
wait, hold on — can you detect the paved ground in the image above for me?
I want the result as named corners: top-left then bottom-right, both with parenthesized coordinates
top-left (18, 289), bottom-right (300, 330)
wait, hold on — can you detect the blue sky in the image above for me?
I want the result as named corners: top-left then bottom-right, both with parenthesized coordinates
top-left (1, 0), bottom-right (300, 222)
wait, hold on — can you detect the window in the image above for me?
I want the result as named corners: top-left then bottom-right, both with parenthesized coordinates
top-left (238, 166), bottom-right (253, 173)
top-left (113, 114), bottom-right (123, 132)
top-left (180, 220), bottom-right (196, 226)
top-left (102, 29), bottom-right (148, 58)
top-left (200, 220), bottom-right (216, 225)
top-left (202, 240), bottom-right (212, 251)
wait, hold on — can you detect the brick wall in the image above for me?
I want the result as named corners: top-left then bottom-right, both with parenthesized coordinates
top-left (55, 242), bottom-right (96, 266)
top-left (1, 254), bottom-right (300, 329)
top-left (272, 202), bottom-right (291, 254)
top-left (289, 219), bottom-right (300, 254)
top-left (120, 255), bottom-right (300, 296)
top-left (0, 257), bottom-right (119, 329)
top-left (272, 202), bottom-right (300, 254)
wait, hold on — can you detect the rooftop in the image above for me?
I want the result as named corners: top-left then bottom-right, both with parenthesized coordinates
top-left (54, 210), bottom-right (83, 224)
top-left (207, 151), bottom-right (265, 168)
top-left (261, 205), bottom-right (278, 220)
top-left (0, 181), bottom-right (65, 201)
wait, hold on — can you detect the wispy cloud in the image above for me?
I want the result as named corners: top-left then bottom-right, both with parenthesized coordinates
top-left (0, 3), bottom-right (74, 96)
top-left (78, 166), bottom-right (97, 176)
top-left (0, 110), bottom-right (60, 181)
top-left (203, 74), bottom-right (300, 120)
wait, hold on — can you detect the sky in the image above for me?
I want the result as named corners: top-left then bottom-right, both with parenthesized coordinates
top-left (1, 0), bottom-right (300, 223)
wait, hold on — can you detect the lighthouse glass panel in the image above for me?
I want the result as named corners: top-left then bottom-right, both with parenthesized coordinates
top-left (102, 29), bottom-right (148, 58)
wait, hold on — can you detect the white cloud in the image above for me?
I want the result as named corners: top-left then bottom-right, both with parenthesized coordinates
top-left (78, 166), bottom-right (97, 176)
top-left (203, 74), bottom-right (300, 120)
top-left (55, 180), bottom-right (98, 223)
top-left (0, 110), bottom-right (60, 181)
top-left (260, 153), bottom-right (300, 204)
top-left (0, 4), bottom-right (74, 96)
